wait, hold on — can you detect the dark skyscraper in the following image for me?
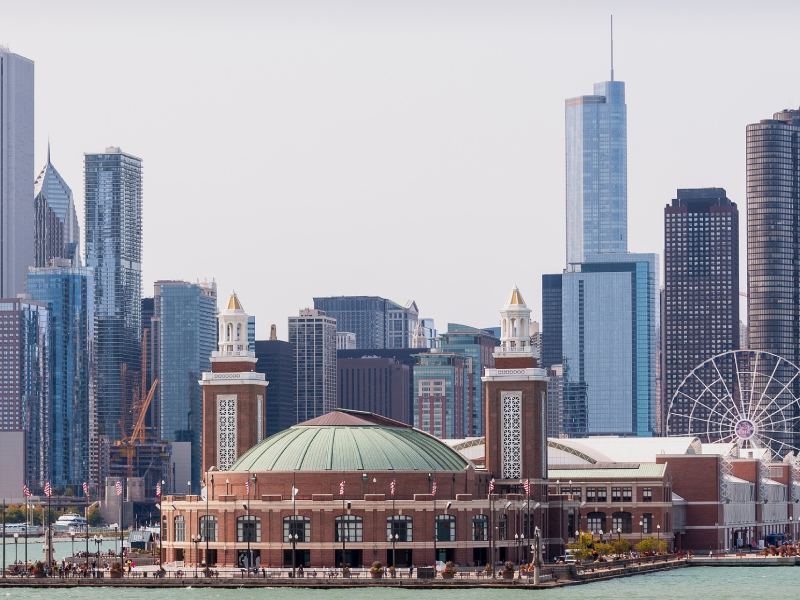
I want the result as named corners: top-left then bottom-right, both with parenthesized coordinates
top-left (254, 338), bottom-right (296, 435)
top-left (541, 274), bottom-right (563, 370)
top-left (338, 357), bottom-right (410, 425)
top-left (84, 147), bottom-right (143, 443)
top-left (747, 109), bottom-right (800, 364)
top-left (663, 188), bottom-right (739, 436)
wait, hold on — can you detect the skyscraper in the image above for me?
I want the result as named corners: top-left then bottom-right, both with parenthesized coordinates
top-left (27, 262), bottom-right (95, 488)
top-left (413, 352), bottom-right (469, 439)
top-left (289, 309), bottom-right (337, 422)
top-left (312, 296), bottom-right (419, 349)
top-left (565, 77), bottom-right (627, 266)
top-left (84, 147), bottom-right (143, 443)
top-left (33, 146), bottom-right (80, 267)
top-left (155, 280), bottom-right (217, 487)
top-left (663, 189), bottom-right (739, 435)
top-left (254, 337), bottom-right (296, 435)
top-left (561, 253), bottom-right (659, 437)
top-left (439, 323), bottom-right (498, 436)
top-left (339, 357), bottom-right (410, 425)
top-left (747, 109), bottom-right (800, 364)
top-left (0, 48), bottom-right (34, 297)
top-left (541, 274), bottom-right (563, 370)
top-left (0, 297), bottom-right (49, 487)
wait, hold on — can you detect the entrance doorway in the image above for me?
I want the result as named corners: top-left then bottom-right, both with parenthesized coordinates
top-left (283, 549), bottom-right (310, 568)
top-left (237, 549), bottom-right (260, 569)
top-left (335, 549), bottom-right (362, 568)
top-left (386, 549), bottom-right (413, 568)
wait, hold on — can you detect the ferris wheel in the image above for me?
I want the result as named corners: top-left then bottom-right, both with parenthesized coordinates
top-left (666, 350), bottom-right (800, 459)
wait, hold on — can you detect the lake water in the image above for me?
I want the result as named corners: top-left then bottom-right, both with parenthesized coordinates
top-left (0, 536), bottom-right (123, 569)
top-left (0, 567), bottom-right (795, 599)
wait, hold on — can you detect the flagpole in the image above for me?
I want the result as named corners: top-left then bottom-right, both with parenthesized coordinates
top-left (85, 484), bottom-right (90, 572)
top-left (432, 478), bottom-right (437, 566)
top-left (391, 473), bottom-right (396, 569)
top-left (526, 480), bottom-right (530, 564)
top-left (341, 471), bottom-right (346, 570)
top-left (3, 498), bottom-right (6, 579)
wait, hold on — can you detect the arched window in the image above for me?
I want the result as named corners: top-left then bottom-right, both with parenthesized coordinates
top-left (174, 515), bottom-right (185, 542)
top-left (237, 515), bottom-right (260, 543)
top-left (472, 515), bottom-right (488, 541)
top-left (226, 323), bottom-right (233, 342)
top-left (435, 515), bottom-right (455, 542)
top-left (237, 323), bottom-right (242, 341)
top-left (335, 515), bottom-right (363, 542)
top-left (498, 514), bottom-right (508, 541)
top-left (200, 516), bottom-right (218, 542)
top-left (386, 515), bottom-right (412, 542)
top-left (612, 511), bottom-right (632, 534)
top-left (587, 512), bottom-right (606, 534)
top-left (642, 513), bottom-right (653, 534)
top-left (284, 516), bottom-right (310, 543)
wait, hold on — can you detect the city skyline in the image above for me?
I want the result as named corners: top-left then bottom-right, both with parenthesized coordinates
top-left (2, 2), bottom-right (798, 331)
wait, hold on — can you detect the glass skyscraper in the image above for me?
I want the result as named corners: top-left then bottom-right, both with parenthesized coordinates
top-left (412, 352), bottom-right (469, 439)
top-left (561, 253), bottom-right (659, 437)
top-left (156, 280), bottom-right (217, 488)
top-left (313, 296), bottom-right (419, 349)
top-left (0, 48), bottom-right (35, 298)
top-left (565, 80), bottom-right (627, 266)
top-left (439, 324), bottom-right (498, 436)
top-left (84, 147), bottom-right (143, 443)
top-left (27, 264), bottom-right (95, 489)
top-left (33, 146), bottom-right (81, 267)
top-left (289, 309), bottom-right (337, 422)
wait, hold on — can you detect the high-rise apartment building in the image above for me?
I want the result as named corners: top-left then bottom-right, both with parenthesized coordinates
top-left (747, 109), bottom-right (800, 363)
top-left (565, 78), bottom-right (627, 266)
top-left (0, 48), bottom-right (34, 297)
top-left (413, 352), bottom-right (469, 439)
top-left (541, 276), bottom-right (563, 370)
top-left (560, 253), bottom-right (659, 437)
top-left (313, 296), bottom-right (418, 349)
top-left (155, 280), bottom-right (217, 487)
top-left (338, 357), bottom-right (410, 425)
top-left (33, 146), bottom-right (80, 268)
top-left (27, 262), bottom-right (95, 488)
top-left (439, 324), bottom-right (498, 436)
top-left (254, 337), bottom-right (296, 436)
top-left (84, 147), bottom-right (143, 443)
top-left (663, 189), bottom-right (739, 435)
top-left (289, 309), bottom-right (337, 422)
top-left (746, 108), bottom-right (800, 453)
top-left (0, 297), bottom-right (49, 487)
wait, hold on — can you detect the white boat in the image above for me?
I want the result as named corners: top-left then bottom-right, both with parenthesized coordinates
top-left (4, 524), bottom-right (42, 535)
top-left (54, 514), bottom-right (87, 532)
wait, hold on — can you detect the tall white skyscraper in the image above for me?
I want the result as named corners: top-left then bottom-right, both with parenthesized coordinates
top-left (0, 47), bottom-right (34, 297)
top-left (289, 309), bottom-right (337, 422)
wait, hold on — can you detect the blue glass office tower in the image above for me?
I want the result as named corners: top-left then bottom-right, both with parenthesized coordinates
top-left (565, 80), bottom-right (627, 266)
top-left (84, 147), bottom-right (142, 443)
top-left (156, 280), bottom-right (217, 488)
top-left (561, 253), bottom-right (659, 436)
top-left (33, 146), bottom-right (80, 267)
top-left (27, 263), bottom-right (95, 488)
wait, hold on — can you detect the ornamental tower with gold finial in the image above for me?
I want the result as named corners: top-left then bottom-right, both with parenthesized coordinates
top-left (482, 287), bottom-right (549, 500)
top-left (201, 292), bottom-right (268, 473)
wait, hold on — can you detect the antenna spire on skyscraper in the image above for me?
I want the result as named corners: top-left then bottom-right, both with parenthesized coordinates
top-left (610, 15), bottom-right (614, 82)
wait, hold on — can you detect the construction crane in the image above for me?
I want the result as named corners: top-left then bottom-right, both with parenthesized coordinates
top-left (118, 378), bottom-right (159, 477)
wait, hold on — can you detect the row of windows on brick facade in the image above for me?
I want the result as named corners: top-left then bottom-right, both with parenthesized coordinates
top-left (167, 513), bottom-right (542, 544)
top-left (586, 511), bottom-right (655, 534)
top-left (560, 487), bottom-right (653, 502)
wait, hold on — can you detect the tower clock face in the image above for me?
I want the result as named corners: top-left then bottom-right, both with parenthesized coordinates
top-left (734, 419), bottom-right (755, 441)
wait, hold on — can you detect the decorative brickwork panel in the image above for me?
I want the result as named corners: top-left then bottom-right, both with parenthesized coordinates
top-left (217, 394), bottom-right (238, 470)
top-left (257, 395), bottom-right (264, 442)
top-left (502, 392), bottom-right (522, 479)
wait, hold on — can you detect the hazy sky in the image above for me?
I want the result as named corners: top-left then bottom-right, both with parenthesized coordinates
top-left (3, 0), bottom-right (799, 338)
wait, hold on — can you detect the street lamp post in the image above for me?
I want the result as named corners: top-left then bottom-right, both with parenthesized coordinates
top-left (159, 479), bottom-right (165, 568)
top-left (599, 529), bottom-right (604, 544)
top-left (93, 535), bottom-right (103, 576)
top-left (191, 534), bottom-right (200, 576)
top-left (70, 532), bottom-right (75, 557)
top-left (203, 475), bottom-right (213, 569)
top-left (533, 526), bottom-right (541, 585)
top-left (639, 520), bottom-right (644, 543)
top-left (114, 526), bottom-right (118, 562)
top-left (13, 533), bottom-right (18, 564)
top-left (657, 524), bottom-right (661, 549)
top-left (289, 533), bottom-right (299, 576)
top-left (617, 527), bottom-right (622, 543)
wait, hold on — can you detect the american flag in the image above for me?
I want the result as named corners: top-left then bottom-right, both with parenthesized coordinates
top-left (390, 477), bottom-right (396, 497)
top-left (155, 482), bottom-right (161, 498)
top-left (115, 480), bottom-right (122, 496)
top-left (431, 479), bottom-right (437, 497)
top-left (488, 478), bottom-right (495, 494)
top-left (83, 482), bottom-right (89, 497)
top-left (245, 479), bottom-right (250, 497)
top-left (23, 484), bottom-right (30, 499)
top-left (339, 479), bottom-right (345, 496)
top-left (523, 478), bottom-right (530, 495)
top-left (44, 482), bottom-right (52, 498)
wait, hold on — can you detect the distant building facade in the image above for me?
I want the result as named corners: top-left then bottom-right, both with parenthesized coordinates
top-left (254, 338), bottom-right (296, 436)
top-left (156, 280), bottom-right (217, 488)
top-left (336, 331), bottom-right (356, 350)
top-left (663, 189), bottom-right (739, 435)
top-left (289, 309), bottom-right (337, 422)
top-left (313, 296), bottom-right (418, 349)
top-left (413, 352), bottom-right (469, 439)
top-left (338, 357), bottom-right (410, 425)
top-left (33, 147), bottom-right (80, 268)
top-left (84, 147), bottom-right (143, 444)
top-left (0, 48), bottom-right (34, 298)
top-left (27, 263), bottom-right (95, 490)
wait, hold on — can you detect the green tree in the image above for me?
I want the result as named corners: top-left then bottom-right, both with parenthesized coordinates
top-left (87, 506), bottom-right (104, 527)
top-left (594, 542), bottom-right (614, 557)
top-left (611, 538), bottom-right (632, 556)
top-left (566, 531), bottom-right (595, 561)
top-left (4, 504), bottom-right (25, 523)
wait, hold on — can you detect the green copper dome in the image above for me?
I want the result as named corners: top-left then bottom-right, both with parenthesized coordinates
top-left (229, 409), bottom-right (469, 472)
